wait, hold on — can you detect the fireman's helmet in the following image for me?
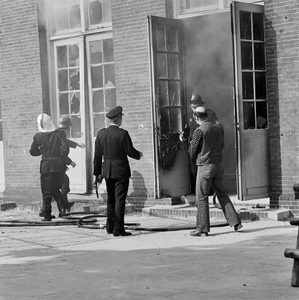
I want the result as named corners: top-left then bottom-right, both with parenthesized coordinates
top-left (59, 115), bottom-right (72, 129)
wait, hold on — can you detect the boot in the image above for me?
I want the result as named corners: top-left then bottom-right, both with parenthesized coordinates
top-left (62, 193), bottom-right (75, 212)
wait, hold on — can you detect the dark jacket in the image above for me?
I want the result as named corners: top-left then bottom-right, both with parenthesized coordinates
top-left (30, 130), bottom-right (68, 174)
top-left (93, 125), bottom-right (141, 179)
top-left (196, 121), bottom-right (223, 165)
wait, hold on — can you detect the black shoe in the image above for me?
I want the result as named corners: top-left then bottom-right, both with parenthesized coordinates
top-left (41, 217), bottom-right (52, 221)
top-left (190, 230), bottom-right (209, 237)
top-left (65, 201), bottom-right (75, 213)
top-left (107, 231), bottom-right (113, 234)
top-left (113, 231), bottom-right (132, 237)
top-left (234, 223), bottom-right (243, 231)
top-left (59, 211), bottom-right (67, 218)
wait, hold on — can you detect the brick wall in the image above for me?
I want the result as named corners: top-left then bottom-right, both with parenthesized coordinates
top-left (265, 0), bottom-right (299, 214)
top-left (111, 0), bottom-right (166, 201)
top-left (0, 0), bottom-right (43, 204)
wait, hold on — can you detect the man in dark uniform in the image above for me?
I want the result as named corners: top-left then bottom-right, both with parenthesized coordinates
top-left (188, 107), bottom-right (242, 236)
top-left (93, 106), bottom-right (143, 236)
top-left (30, 113), bottom-right (69, 221)
top-left (180, 93), bottom-right (222, 194)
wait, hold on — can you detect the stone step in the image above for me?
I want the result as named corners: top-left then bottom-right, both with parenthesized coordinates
top-left (141, 204), bottom-right (294, 222)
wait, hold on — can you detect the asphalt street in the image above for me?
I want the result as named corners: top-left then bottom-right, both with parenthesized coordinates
top-left (0, 210), bottom-right (299, 300)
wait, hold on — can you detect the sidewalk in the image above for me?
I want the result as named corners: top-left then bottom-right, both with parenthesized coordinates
top-left (0, 209), bottom-right (298, 300)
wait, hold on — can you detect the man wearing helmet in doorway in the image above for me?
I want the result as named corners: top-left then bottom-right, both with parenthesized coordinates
top-left (58, 115), bottom-right (85, 213)
top-left (180, 93), bottom-right (223, 194)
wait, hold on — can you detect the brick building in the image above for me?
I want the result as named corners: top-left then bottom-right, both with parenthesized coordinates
top-left (0, 0), bottom-right (299, 214)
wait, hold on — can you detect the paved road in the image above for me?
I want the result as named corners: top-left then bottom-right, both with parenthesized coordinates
top-left (0, 211), bottom-right (298, 300)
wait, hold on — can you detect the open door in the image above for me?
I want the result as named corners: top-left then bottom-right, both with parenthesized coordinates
top-left (148, 16), bottom-right (189, 198)
top-left (231, 1), bottom-right (270, 200)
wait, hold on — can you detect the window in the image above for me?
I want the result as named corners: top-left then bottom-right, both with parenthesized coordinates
top-left (0, 99), bottom-right (2, 141)
top-left (173, 0), bottom-right (264, 17)
top-left (51, 0), bottom-right (112, 34)
top-left (240, 11), bottom-right (267, 130)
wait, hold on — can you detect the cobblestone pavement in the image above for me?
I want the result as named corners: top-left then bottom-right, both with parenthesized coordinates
top-left (0, 209), bottom-right (298, 300)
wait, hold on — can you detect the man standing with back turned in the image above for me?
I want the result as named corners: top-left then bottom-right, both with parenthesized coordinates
top-left (94, 106), bottom-right (143, 237)
top-left (188, 106), bottom-right (242, 236)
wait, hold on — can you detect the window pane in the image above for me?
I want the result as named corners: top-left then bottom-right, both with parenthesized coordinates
top-left (70, 115), bottom-right (81, 138)
top-left (254, 43), bottom-right (265, 70)
top-left (241, 42), bottom-right (252, 70)
top-left (170, 108), bottom-right (181, 133)
top-left (169, 81), bottom-right (180, 106)
top-left (243, 102), bottom-right (255, 130)
top-left (93, 90), bottom-right (104, 112)
top-left (55, 5), bottom-right (68, 31)
top-left (160, 108), bottom-right (170, 134)
top-left (105, 88), bottom-right (116, 110)
top-left (240, 11), bottom-right (251, 40)
top-left (69, 44), bottom-right (79, 67)
top-left (156, 25), bottom-right (166, 51)
top-left (69, 4), bottom-right (81, 29)
top-left (159, 81), bottom-right (169, 107)
top-left (59, 93), bottom-right (69, 115)
top-left (255, 72), bottom-right (266, 99)
top-left (94, 114), bottom-right (105, 136)
top-left (58, 69), bottom-right (68, 91)
top-left (167, 26), bottom-right (178, 52)
top-left (90, 41), bottom-right (103, 64)
top-left (57, 46), bottom-right (67, 68)
top-left (70, 92), bottom-right (80, 114)
top-left (242, 72), bottom-right (253, 99)
top-left (157, 53), bottom-right (167, 78)
top-left (253, 13), bottom-right (264, 41)
top-left (89, 0), bottom-right (103, 25)
top-left (256, 101), bottom-right (268, 129)
top-left (104, 64), bottom-right (115, 86)
top-left (69, 68), bottom-right (80, 90)
top-left (91, 66), bottom-right (103, 88)
top-left (103, 39), bottom-right (114, 62)
top-left (168, 54), bottom-right (179, 79)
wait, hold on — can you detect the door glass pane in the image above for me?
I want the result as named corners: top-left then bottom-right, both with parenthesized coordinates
top-left (241, 42), bottom-right (252, 70)
top-left (57, 46), bottom-right (67, 68)
top-left (90, 41), bottom-right (103, 64)
top-left (69, 4), bottom-right (81, 29)
top-left (70, 115), bottom-right (81, 138)
top-left (70, 92), bottom-right (80, 114)
top-left (242, 72), bottom-right (253, 99)
top-left (70, 69), bottom-right (80, 90)
top-left (255, 72), bottom-right (266, 99)
top-left (169, 81), bottom-right (180, 106)
top-left (69, 44), bottom-right (80, 66)
top-left (104, 64), bottom-right (115, 86)
top-left (168, 54), bottom-right (179, 79)
top-left (94, 114), bottom-right (105, 135)
top-left (105, 89), bottom-right (116, 109)
top-left (160, 108), bottom-right (170, 134)
top-left (93, 90), bottom-right (104, 112)
top-left (58, 70), bottom-right (68, 91)
top-left (157, 53), bottom-right (167, 78)
top-left (167, 26), bottom-right (178, 52)
top-left (159, 81), bottom-right (169, 107)
top-left (156, 25), bottom-right (166, 51)
top-left (254, 43), bottom-right (265, 70)
top-left (243, 102), bottom-right (255, 129)
top-left (59, 93), bottom-right (69, 114)
top-left (91, 66), bottom-right (103, 88)
top-left (253, 13), bottom-right (264, 41)
top-left (103, 39), bottom-right (114, 62)
top-left (240, 11), bottom-right (251, 40)
top-left (170, 108), bottom-right (181, 133)
top-left (256, 101), bottom-right (268, 129)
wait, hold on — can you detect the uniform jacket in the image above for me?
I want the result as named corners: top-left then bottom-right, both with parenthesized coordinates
top-left (93, 125), bottom-right (141, 179)
top-left (30, 130), bottom-right (69, 174)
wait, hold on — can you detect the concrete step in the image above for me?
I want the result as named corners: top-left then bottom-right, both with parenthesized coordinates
top-left (141, 204), bottom-right (293, 222)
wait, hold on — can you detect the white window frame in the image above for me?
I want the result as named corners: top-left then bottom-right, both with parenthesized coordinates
top-left (173, 0), bottom-right (264, 18)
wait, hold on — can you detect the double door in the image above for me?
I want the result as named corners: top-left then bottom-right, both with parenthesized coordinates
top-left (53, 33), bottom-right (115, 193)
